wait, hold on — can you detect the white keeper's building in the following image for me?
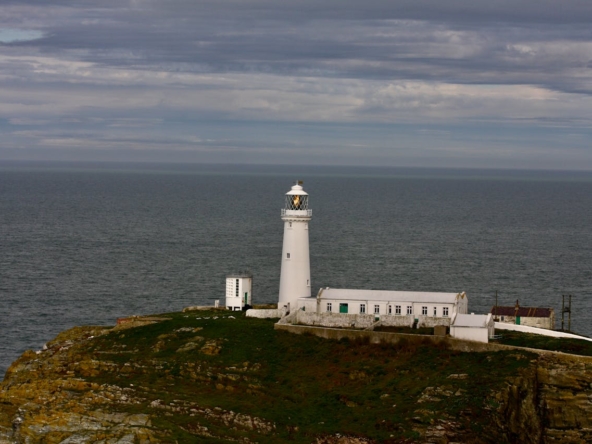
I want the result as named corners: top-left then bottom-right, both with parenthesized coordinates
top-left (297, 288), bottom-right (468, 328)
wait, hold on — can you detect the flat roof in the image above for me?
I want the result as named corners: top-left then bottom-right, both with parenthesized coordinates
top-left (453, 314), bottom-right (491, 328)
top-left (318, 288), bottom-right (465, 304)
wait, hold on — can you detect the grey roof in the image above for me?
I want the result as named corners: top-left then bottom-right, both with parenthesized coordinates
top-left (452, 314), bottom-right (491, 328)
top-left (318, 288), bottom-right (465, 304)
top-left (226, 273), bottom-right (253, 278)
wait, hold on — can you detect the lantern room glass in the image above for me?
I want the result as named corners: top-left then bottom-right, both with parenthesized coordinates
top-left (285, 194), bottom-right (309, 210)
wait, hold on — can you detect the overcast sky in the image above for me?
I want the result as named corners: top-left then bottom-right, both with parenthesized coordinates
top-left (1, 0), bottom-right (592, 169)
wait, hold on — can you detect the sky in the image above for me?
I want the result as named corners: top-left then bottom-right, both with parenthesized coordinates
top-left (1, 0), bottom-right (592, 169)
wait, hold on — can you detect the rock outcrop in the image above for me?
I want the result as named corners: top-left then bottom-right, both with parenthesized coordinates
top-left (1, 313), bottom-right (591, 443)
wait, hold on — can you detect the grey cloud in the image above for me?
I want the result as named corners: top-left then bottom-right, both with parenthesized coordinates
top-left (3, 3), bottom-right (590, 96)
top-left (1, 0), bottom-right (592, 168)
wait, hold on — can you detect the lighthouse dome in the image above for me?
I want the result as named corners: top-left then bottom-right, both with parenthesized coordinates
top-left (286, 183), bottom-right (308, 196)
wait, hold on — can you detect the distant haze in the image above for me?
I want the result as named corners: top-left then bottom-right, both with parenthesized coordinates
top-left (1, 1), bottom-right (592, 169)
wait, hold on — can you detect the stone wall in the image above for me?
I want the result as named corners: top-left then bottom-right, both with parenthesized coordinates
top-left (416, 315), bottom-right (451, 328)
top-left (294, 311), bottom-right (376, 329)
top-left (292, 312), bottom-right (451, 329)
top-left (378, 315), bottom-right (414, 327)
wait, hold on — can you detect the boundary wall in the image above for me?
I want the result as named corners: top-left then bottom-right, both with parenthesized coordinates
top-left (274, 323), bottom-right (592, 361)
top-left (291, 311), bottom-right (450, 329)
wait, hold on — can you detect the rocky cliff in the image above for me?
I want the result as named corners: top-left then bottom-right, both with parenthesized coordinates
top-left (0, 311), bottom-right (591, 443)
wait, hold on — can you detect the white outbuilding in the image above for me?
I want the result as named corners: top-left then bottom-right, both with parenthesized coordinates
top-left (225, 273), bottom-right (252, 311)
top-left (450, 313), bottom-right (494, 343)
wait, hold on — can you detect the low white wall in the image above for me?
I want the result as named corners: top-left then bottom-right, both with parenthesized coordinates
top-left (295, 311), bottom-right (375, 329)
top-left (246, 308), bottom-right (286, 319)
top-left (379, 315), bottom-right (414, 328)
top-left (495, 322), bottom-right (592, 342)
top-left (417, 316), bottom-right (452, 328)
top-left (289, 312), bottom-right (452, 329)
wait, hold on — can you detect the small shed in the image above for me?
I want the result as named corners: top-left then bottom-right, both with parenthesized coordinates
top-left (450, 313), bottom-right (494, 343)
top-left (225, 273), bottom-right (252, 311)
top-left (491, 301), bottom-right (555, 330)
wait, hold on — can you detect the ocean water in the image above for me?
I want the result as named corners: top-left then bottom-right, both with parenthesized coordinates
top-left (1, 162), bottom-right (591, 379)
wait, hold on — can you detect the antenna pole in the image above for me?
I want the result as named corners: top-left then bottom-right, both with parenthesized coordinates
top-left (561, 295), bottom-right (565, 331)
top-left (568, 295), bottom-right (572, 332)
top-left (494, 290), bottom-right (498, 321)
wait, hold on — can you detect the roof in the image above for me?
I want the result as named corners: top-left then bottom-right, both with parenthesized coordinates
top-left (226, 273), bottom-right (252, 279)
top-left (286, 183), bottom-right (308, 196)
top-left (490, 306), bottom-right (553, 318)
top-left (318, 288), bottom-right (466, 304)
top-left (452, 314), bottom-right (492, 328)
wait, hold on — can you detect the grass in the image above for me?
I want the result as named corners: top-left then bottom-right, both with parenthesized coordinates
top-left (494, 329), bottom-right (592, 356)
top-left (81, 311), bottom-right (535, 443)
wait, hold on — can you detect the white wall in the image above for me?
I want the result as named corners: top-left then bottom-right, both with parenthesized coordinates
top-left (246, 307), bottom-right (287, 319)
top-left (495, 322), bottom-right (592, 342)
top-left (319, 298), bottom-right (456, 320)
top-left (278, 217), bottom-right (311, 308)
top-left (450, 326), bottom-right (489, 343)
top-left (226, 277), bottom-right (252, 309)
top-left (295, 311), bottom-right (375, 329)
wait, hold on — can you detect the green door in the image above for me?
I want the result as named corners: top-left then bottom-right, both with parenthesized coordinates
top-left (516, 316), bottom-right (521, 325)
top-left (339, 303), bottom-right (348, 313)
top-left (244, 292), bottom-right (248, 305)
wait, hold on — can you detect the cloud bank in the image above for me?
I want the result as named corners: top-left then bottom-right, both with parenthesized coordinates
top-left (1, 0), bottom-right (591, 169)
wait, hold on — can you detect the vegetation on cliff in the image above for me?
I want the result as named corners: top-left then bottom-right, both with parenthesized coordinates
top-left (1, 311), bottom-right (591, 443)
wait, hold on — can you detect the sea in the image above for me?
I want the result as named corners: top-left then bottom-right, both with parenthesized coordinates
top-left (1, 161), bottom-right (592, 379)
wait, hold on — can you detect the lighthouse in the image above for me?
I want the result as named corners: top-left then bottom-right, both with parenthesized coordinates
top-left (278, 181), bottom-right (312, 310)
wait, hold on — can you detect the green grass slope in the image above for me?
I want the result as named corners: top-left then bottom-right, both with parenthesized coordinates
top-left (83, 311), bottom-right (534, 443)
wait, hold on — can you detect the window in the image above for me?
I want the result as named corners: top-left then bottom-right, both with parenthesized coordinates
top-left (422, 306), bottom-right (427, 315)
top-left (433, 307), bottom-right (437, 316)
top-left (360, 304), bottom-right (366, 314)
top-left (388, 305), bottom-right (392, 314)
top-left (443, 307), bottom-right (449, 317)
top-left (374, 305), bottom-right (380, 314)
top-left (235, 279), bottom-right (239, 297)
top-left (289, 222), bottom-right (292, 227)
top-left (286, 253), bottom-right (290, 259)
top-left (395, 305), bottom-right (401, 315)
top-left (326, 303), bottom-right (332, 312)
top-left (407, 306), bottom-right (412, 315)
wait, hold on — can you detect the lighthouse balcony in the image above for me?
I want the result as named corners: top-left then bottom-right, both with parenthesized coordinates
top-left (281, 209), bottom-right (312, 217)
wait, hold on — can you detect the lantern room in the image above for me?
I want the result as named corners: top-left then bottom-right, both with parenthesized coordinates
top-left (282, 182), bottom-right (312, 217)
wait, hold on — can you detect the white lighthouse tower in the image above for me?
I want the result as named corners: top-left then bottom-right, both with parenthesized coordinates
top-left (278, 181), bottom-right (312, 310)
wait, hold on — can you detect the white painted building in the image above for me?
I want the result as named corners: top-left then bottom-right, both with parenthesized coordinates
top-left (295, 288), bottom-right (468, 328)
top-left (450, 313), bottom-right (494, 343)
top-left (225, 273), bottom-right (252, 311)
top-left (278, 182), bottom-right (312, 311)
